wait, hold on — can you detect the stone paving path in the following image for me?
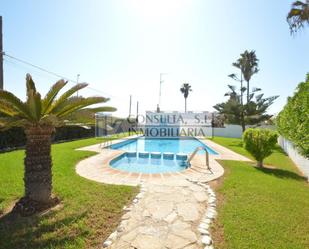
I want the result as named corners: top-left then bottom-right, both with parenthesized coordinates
top-left (76, 137), bottom-right (251, 249)
top-left (107, 179), bottom-right (210, 249)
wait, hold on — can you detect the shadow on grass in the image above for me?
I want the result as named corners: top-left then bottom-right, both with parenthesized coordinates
top-left (256, 167), bottom-right (307, 182)
top-left (0, 209), bottom-right (87, 249)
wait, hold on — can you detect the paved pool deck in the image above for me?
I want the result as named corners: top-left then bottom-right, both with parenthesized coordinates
top-left (75, 136), bottom-right (250, 249)
top-left (76, 136), bottom-right (249, 185)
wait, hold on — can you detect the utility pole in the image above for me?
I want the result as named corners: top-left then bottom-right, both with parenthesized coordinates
top-left (158, 73), bottom-right (167, 112)
top-left (136, 101), bottom-right (139, 129)
top-left (129, 95), bottom-right (132, 117)
top-left (211, 112), bottom-right (215, 139)
top-left (0, 16), bottom-right (3, 90)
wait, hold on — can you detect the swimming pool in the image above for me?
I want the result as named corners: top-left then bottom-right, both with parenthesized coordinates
top-left (109, 137), bottom-right (217, 174)
top-left (110, 152), bottom-right (188, 174)
top-left (110, 137), bottom-right (218, 155)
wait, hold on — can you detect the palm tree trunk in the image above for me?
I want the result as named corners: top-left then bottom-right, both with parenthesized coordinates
top-left (24, 126), bottom-right (54, 203)
top-left (240, 73), bottom-right (246, 132)
top-left (240, 73), bottom-right (243, 106)
top-left (185, 97), bottom-right (187, 113)
top-left (247, 80), bottom-right (250, 103)
top-left (13, 126), bottom-right (57, 215)
top-left (240, 108), bottom-right (246, 132)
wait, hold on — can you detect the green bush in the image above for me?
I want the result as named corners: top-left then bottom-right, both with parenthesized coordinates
top-left (243, 128), bottom-right (278, 167)
top-left (277, 75), bottom-right (309, 158)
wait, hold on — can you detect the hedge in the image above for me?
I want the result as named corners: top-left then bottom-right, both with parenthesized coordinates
top-left (277, 74), bottom-right (309, 158)
top-left (0, 125), bottom-right (95, 152)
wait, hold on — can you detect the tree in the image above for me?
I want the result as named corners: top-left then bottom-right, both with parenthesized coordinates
top-left (287, 0), bottom-right (309, 34)
top-left (239, 50), bottom-right (259, 103)
top-left (229, 61), bottom-right (245, 106)
top-left (277, 74), bottom-right (309, 158)
top-left (180, 83), bottom-right (192, 113)
top-left (217, 84), bottom-right (246, 131)
top-left (0, 74), bottom-right (116, 215)
top-left (243, 128), bottom-right (278, 168)
top-left (228, 57), bottom-right (247, 131)
top-left (213, 85), bottom-right (278, 132)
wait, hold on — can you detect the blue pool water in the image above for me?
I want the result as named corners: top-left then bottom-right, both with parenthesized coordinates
top-left (110, 137), bottom-right (218, 155)
top-left (109, 137), bottom-right (218, 174)
top-left (111, 153), bottom-right (188, 173)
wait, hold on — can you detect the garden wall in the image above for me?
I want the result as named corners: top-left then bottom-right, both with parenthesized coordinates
top-left (201, 125), bottom-right (243, 138)
top-left (278, 136), bottom-right (309, 179)
top-left (212, 124), bottom-right (243, 138)
top-left (205, 124), bottom-right (276, 138)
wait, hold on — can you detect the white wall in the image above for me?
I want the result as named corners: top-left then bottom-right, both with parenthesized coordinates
top-left (278, 136), bottom-right (309, 180)
top-left (202, 125), bottom-right (243, 138)
top-left (207, 124), bottom-right (276, 138)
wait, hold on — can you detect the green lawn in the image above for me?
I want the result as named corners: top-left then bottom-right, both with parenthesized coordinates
top-left (0, 135), bottom-right (138, 249)
top-left (211, 137), bottom-right (309, 249)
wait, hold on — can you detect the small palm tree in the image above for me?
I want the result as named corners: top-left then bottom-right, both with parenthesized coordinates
top-left (180, 83), bottom-right (192, 113)
top-left (287, 0), bottom-right (309, 34)
top-left (0, 74), bottom-right (116, 215)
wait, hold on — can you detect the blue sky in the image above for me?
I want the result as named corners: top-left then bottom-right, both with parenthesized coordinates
top-left (0, 0), bottom-right (308, 117)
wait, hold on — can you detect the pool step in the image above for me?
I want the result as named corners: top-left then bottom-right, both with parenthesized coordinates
top-left (150, 152), bottom-right (161, 159)
top-left (139, 152), bottom-right (149, 158)
top-left (163, 152), bottom-right (174, 160)
top-left (127, 152), bottom-right (137, 157)
top-left (176, 153), bottom-right (188, 160)
top-left (125, 152), bottom-right (188, 160)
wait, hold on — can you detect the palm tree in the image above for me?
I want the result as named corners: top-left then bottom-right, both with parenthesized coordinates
top-left (239, 50), bottom-right (259, 103)
top-left (0, 74), bottom-right (116, 215)
top-left (229, 57), bottom-right (246, 107)
top-left (287, 0), bottom-right (309, 34)
top-left (180, 83), bottom-right (192, 113)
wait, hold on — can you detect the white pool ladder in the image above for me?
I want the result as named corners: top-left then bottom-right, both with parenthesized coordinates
top-left (187, 146), bottom-right (213, 174)
top-left (99, 137), bottom-right (112, 149)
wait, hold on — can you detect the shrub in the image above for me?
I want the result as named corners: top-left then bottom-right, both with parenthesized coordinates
top-left (277, 75), bottom-right (309, 158)
top-left (243, 128), bottom-right (278, 167)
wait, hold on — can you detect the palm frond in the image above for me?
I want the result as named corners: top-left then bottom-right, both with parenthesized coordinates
top-left (56, 97), bottom-right (108, 118)
top-left (287, 1), bottom-right (309, 33)
top-left (82, 106), bottom-right (117, 113)
top-left (0, 100), bottom-right (19, 117)
top-left (0, 117), bottom-right (28, 130)
top-left (0, 90), bottom-right (31, 119)
top-left (0, 74), bottom-right (116, 128)
top-left (241, 87), bottom-right (247, 92)
top-left (228, 73), bottom-right (238, 81)
top-left (42, 79), bottom-right (67, 114)
top-left (49, 83), bottom-right (88, 113)
top-left (27, 90), bottom-right (42, 121)
top-left (26, 74), bottom-right (37, 95)
top-left (227, 85), bottom-right (236, 92)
